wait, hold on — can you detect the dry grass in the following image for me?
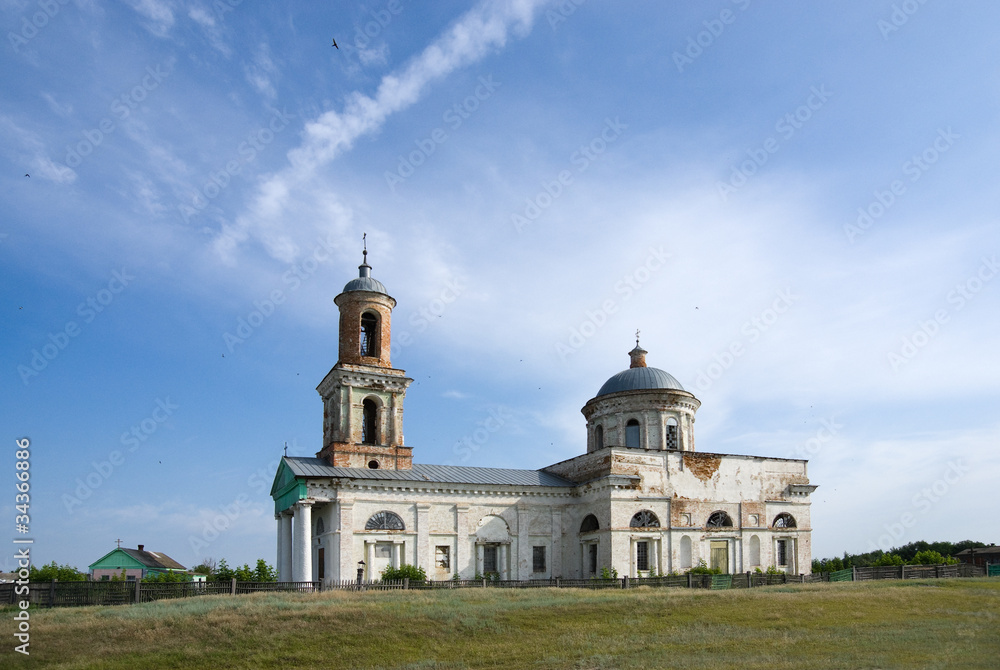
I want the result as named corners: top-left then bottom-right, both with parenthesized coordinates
top-left (2, 578), bottom-right (998, 669)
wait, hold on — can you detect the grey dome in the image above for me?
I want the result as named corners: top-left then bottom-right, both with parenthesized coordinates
top-left (597, 367), bottom-right (685, 396)
top-left (342, 262), bottom-right (388, 295)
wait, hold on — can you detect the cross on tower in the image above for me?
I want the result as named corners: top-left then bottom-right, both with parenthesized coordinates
top-left (115, 538), bottom-right (123, 548)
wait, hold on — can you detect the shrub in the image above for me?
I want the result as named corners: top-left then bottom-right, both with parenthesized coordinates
top-left (687, 559), bottom-right (721, 575)
top-left (381, 564), bottom-right (427, 582)
top-left (142, 571), bottom-right (190, 583)
top-left (28, 561), bottom-right (87, 582)
top-left (873, 553), bottom-right (905, 567)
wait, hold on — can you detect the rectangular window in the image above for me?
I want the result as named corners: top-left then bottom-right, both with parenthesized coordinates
top-left (375, 544), bottom-right (391, 558)
top-left (318, 548), bottom-right (325, 580)
top-left (483, 545), bottom-right (497, 574)
top-left (126, 575), bottom-right (136, 581)
top-left (533, 546), bottom-right (546, 573)
top-left (101, 575), bottom-right (109, 581)
top-left (636, 541), bottom-right (649, 572)
top-left (666, 425), bottom-right (678, 449)
top-left (436, 546), bottom-right (450, 570)
top-left (777, 540), bottom-right (788, 566)
top-left (588, 543), bottom-right (598, 574)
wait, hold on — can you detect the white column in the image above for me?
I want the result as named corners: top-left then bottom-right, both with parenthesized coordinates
top-left (280, 512), bottom-right (293, 582)
top-left (275, 514), bottom-right (284, 582)
top-left (456, 505), bottom-right (469, 578)
top-left (499, 545), bottom-right (508, 580)
top-left (366, 540), bottom-right (375, 580)
top-left (517, 505), bottom-right (531, 580)
top-left (392, 541), bottom-right (401, 569)
top-left (292, 502), bottom-right (313, 582)
top-left (551, 508), bottom-right (562, 578)
top-left (476, 544), bottom-right (484, 575)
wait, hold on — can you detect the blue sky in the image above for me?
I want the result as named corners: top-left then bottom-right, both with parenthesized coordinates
top-left (2, 0), bottom-right (998, 572)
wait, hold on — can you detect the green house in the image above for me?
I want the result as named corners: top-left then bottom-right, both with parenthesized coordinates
top-left (89, 545), bottom-right (187, 581)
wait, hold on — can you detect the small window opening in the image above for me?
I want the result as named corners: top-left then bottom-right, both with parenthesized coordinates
top-left (580, 514), bottom-right (600, 533)
top-left (436, 546), bottom-right (450, 570)
top-left (368, 460), bottom-right (379, 469)
top-left (362, 399), bottom-right (377, 445)
top-left (588, 544), bottom-right (598, 575)
top-left (636, 541), bottom-right (649, 572)
top-left (777, 539), bottom-right (788, 566)
top-left (360, 312), bottom-right (378, 357)
top-left (773, 513), bottom-right (797, 528)
top-left (665, 418), bottom-right (678, 449)
top-left (595, 424), bottom-right (604, 450)
top-left (533, 546), bottom-right (546, 573)
top-left (625, 419), bottom-right (640, 448)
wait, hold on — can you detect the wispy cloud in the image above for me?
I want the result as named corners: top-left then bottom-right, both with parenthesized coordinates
top-left (123, 0), bottom-right (175, 37)
top-left (212, 0), bottom-right (549, 264)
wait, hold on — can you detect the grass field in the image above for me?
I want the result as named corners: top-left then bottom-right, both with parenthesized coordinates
top-left (3, 578), bottom-right (998, 669)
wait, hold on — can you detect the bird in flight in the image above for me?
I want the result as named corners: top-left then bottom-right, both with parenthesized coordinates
top-left (331, 37), bottom-right (339, 49)
top-left (24, 173), bottom-right (29, 177)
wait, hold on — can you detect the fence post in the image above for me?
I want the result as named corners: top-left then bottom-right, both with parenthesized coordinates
top-left (49, 579), bottom-right (57, 607)
top-left (555, 577), bottom-right (560, 588)
top-left (403, 578), bottom-right (409, 590)
top-left (746, 571), bottom-right (751, 588)
top-left (231, 577), bottom-right (237, 595)
top-left (622, 576), bottom-right (628, 589)
top-left (687, 573), bottom-right (692, 588)
top-left (852, 566), bottom-right (856, 581)
top-left (134, 579), bottom-right (140, 604)
top-left (900, 565), bottom-right (905, 580)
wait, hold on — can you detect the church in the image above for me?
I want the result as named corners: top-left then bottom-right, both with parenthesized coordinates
top-left (270, 254), bottom-right (817, 584)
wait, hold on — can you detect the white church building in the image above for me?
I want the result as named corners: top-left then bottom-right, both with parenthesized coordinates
top-left (271, 254), bottom-right (817, 584)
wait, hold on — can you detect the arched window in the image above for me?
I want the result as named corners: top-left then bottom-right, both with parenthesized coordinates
top-left (706, 511), bottom-right (733, 528)
top-left (579, 514), bottom-right (599, 533)
top-left (665, 417), bottom-right (679, 450)
top-left (625, 419), bottom-right (640, 448)
top-left (360, 312), bottom-right (378, 357)
top-left (630, 510), bottom-right (660, 528)
top-left (362, 399), bottom-right (377, 445)
top-left (595, 425), bottom-right (604, 450)
top-left (316, 517), bottom-right (325, 535)
top-left (365, 511), bottom-right (405, 531)
top-left (772, 513), bottom-right (797, 529)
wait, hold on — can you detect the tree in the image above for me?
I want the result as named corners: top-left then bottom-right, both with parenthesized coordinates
top-left (253, 559), bottom-right (277, 582)
top-left (28, 561), bottom-right (87, 582)
top-left (212, 558), bottom-right (235, 582)
top-left (873, 553), bottom-right (904, 567)
top-left (910, 550), bottom-right (957, 565)
top-left (192, 558), bottom-right (216, 575)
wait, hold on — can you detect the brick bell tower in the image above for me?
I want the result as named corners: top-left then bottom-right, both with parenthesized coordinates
top-left (316, 248), bottom-right (413, 470)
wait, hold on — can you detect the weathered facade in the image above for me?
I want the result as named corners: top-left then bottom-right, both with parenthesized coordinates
top-left (271, 256), bottom-right (817, 584)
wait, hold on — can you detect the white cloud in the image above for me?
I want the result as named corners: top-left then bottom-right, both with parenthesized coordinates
top-left (213, 0), bottom-right (548, 264)
top-left (123, 0), bottom-right (175, 37)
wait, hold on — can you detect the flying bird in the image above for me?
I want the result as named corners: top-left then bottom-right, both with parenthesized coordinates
top-left (331, 37), bottom-right (339, 49)
top-left (24, 174), bottom-right (29, 177)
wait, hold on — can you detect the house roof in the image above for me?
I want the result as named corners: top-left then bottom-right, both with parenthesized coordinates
top-left (89, 547), bottom-right (187, 571)
top-left (282, 456), bottom-right (577, 488)
top-left (955, 546), bottom-right (1000, 556)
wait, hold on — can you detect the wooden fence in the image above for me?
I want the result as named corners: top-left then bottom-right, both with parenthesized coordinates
top-left (2, 563), bottom-right (994, 608)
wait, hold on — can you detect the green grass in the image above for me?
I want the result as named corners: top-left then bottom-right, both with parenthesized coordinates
top-left (3, 578), bottom-right (998, 669)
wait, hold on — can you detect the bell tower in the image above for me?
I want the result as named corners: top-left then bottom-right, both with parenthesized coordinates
top-left (316, 249), bottom-right (414, 470)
